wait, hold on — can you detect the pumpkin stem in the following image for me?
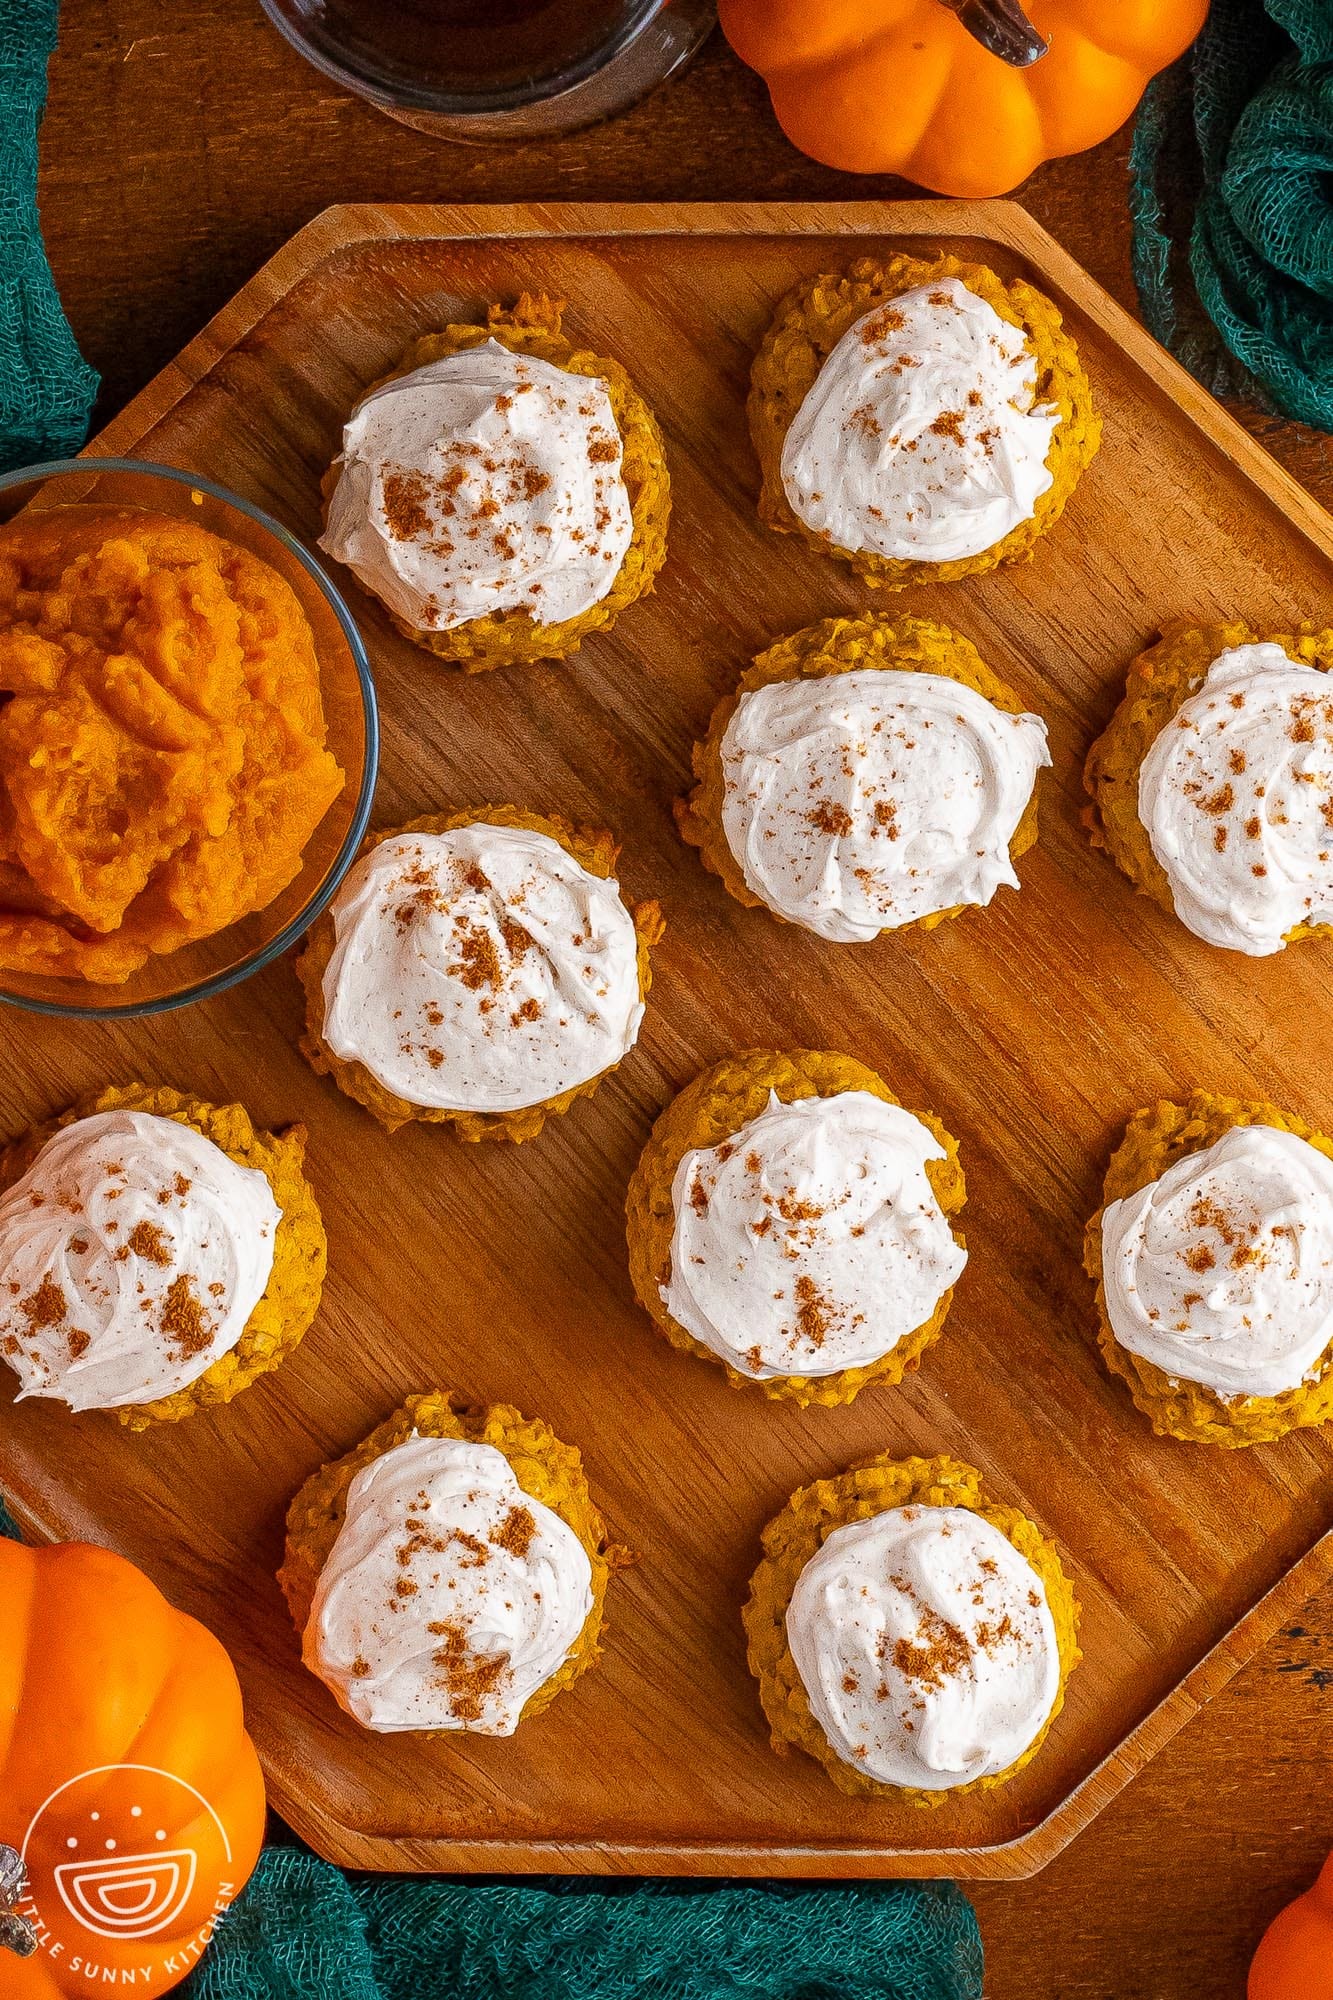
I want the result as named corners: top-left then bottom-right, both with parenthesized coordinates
top-left (0, 1845), bottom-right (37, 1959)
top-left (938, 0), bottom-right (1049, 66)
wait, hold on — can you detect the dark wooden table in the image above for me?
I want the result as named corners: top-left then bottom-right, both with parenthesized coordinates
top-left (37, 10), bottom-right (1333, 1996)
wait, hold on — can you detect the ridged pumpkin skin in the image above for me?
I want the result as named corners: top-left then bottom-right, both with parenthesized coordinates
top-left (719, 0), bottom-right (1210, 198)
top-left (1249, 1853), bottom-right (1333, 1999)
top-left (0, 1539), bottom-right (265, 1998)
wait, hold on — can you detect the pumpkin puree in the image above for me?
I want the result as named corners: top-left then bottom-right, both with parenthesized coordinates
top-left (625, 1048), bottom-right (966, 1407)
top-left (0, 509), bottom-right (345, 983)
top-left (743, 1453), bottom-right (1081, 1804)
top-left (279, 1390), bottom-right (623, 1730)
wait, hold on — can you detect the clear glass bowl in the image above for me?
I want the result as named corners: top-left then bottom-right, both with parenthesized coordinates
top-left (0, 459), bottom-right (378, 1019)
top-left (258, 0), bottom-right (716, 142)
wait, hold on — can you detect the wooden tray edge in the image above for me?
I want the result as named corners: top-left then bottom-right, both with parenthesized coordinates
top-left (10, 1431), bottom-right (1312, 1880)
top-left (88, 200), bottom-right (1333, 566)
top-left (255, 1526), bottom-right (1333, 1879)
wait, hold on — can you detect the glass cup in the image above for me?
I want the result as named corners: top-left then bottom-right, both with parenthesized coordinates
top-left (258, 0), bottom-right (717, 142)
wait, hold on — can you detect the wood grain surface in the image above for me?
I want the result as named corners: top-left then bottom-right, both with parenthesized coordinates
top-left (5, 196), bottom-right (1333, 1910)
top-left (27, 11), bottom-right (1333, 1995)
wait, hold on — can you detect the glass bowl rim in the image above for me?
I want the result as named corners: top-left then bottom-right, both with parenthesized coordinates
top-left (0, 455), bottom-right (380, 1021)
top-left (257, 0), bottom-right (664, 118)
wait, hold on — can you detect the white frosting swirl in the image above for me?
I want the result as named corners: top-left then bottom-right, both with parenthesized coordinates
top-left (306, 1434), bottom-right (593, 1735)
top-left (719, 667), bottom-right (1049, 941)
top-left (662, 1090), bottom-right (965, 1379)
top-left (787, 1505), bottom-right (1060, 1791)
top-left (320, 340), bottom-right (633, 632)
top-left (780, 279), bottom-right (1060, 564)
top-left (320, 823), bottom-right (645, 1114)
top-left (1138, 643), bottom-right (1333, 955)
top-left (1100, 1123), bottom-right (1333, 1398)
top-left (0, 1110), bottom-right (280, 1411)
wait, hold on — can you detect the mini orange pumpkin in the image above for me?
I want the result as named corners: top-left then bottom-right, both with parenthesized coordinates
top-left (718, 0), bottom-right (1211, 198)
top-left (0, 1538), bottom-right (266, 1998)
top-left (1250, 1852), bottom-right (1333, 1999)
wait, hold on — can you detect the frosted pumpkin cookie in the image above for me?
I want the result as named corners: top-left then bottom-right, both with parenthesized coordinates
top-left (280, 1391), bottom-right (619, 1736)
top-left (1085, 1092), bottom-right (1333, 1447)
top-left (1084, 621), bottom-right (1333, 954)
top-left (297, 806), bottom-right (663, 1142)
top-left (749, 253), bottom-right (1099, 590)
top-left (0, 1083), bottom-right (324, 1430)
top-left (320, 293), bottom-right (670, 672)
top-left (626, 1049), bottom-right (966, 1406)
top-left (676, 614), bottom-right (1049, 940)
top-left (744, 1453), bottom-right (1079, 1804)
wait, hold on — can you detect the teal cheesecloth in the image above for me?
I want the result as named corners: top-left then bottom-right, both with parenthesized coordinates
top-left (1130, 0), bottom-right (1333, 428)
top-left (0, 0), bottom-right (97, 466)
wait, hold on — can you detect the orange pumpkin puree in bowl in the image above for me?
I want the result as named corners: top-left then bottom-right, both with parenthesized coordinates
top-left (0, 509), bottom-right (345, 983)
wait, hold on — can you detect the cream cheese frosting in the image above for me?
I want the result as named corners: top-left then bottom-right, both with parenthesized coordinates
top-left (780, 279), bottom-right (1060, 564)
top-left (662, 1090), bottom-right (965, 1379)
top-left (719, 667), bottom-right (1049, 941)
top-left (1138, 643), bottom-right (1333, 955)
top-left (1100, 1123), bottom-right (1333, 1399)
top-left (0, 1110), bottom-right (280, 1411)
top-left (320, 339), bottom-right (634, 632)
top-left (786, 1504), bottom-right (1060, 1791)
top-left (319, 823), bottom-right (645, 1113)
top-left (305, 1434), bottom-right (593, 1735)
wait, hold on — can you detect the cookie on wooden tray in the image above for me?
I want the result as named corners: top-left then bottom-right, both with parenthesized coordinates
top-left (0, 1083), bottom-right (324, 1430)
top-left (749, 252), bottom-right (1099, 590)
top-left (743, 1453), bottom-right (1080, 1804)
top-left (296, 805), bottom-right (663, 1142)
top-left (1085, 1091), bottom-right (1333, 1447)
top-left (280, 1391), bottom-right (621, 1736)
top-left (626, 1049), bottom-right (966, 1407)
top-left (676, 614), bottom-right (1049, 940)
top-left (320, 293), bottom-right (671, 671)
top-left (1084, 620), bottom-right (1333, 955)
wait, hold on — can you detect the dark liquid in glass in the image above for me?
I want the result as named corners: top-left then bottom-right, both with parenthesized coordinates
top-left (309, 0), bottom-right (642, 94)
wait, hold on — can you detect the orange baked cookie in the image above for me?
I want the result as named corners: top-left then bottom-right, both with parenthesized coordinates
top-left (0, 1082), bottom-right (324, 1430)
top-left (744, 1453), bottom-right (1080, 1804)
top-left (676, 614), bottom-right (1049, 940)
top-left (1085, 1091), bottom-right (1333, 1446)
top-left (626, 1049), bottom-right (966, 1407)
top-left (320, 294), bottom-right (670, 672)
top-left (750, 253), bottom-right (1098, 591)
top-left (297, 804), bottom-right (663, 1141)
top-left (1084, 620), bottom-right (1333, 955)
top-left (280, 1390), bottom-right (622, 1736)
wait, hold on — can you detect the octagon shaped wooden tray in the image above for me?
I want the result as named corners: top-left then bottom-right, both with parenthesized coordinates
top-left (4, 201), bottom-right (1333, 1880)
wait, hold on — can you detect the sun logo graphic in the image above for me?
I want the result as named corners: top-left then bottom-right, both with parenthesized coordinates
top-left (11, 1763), bottom-right (244, 1992)
top-left (54, 1836), bottom-right (198, 1941)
